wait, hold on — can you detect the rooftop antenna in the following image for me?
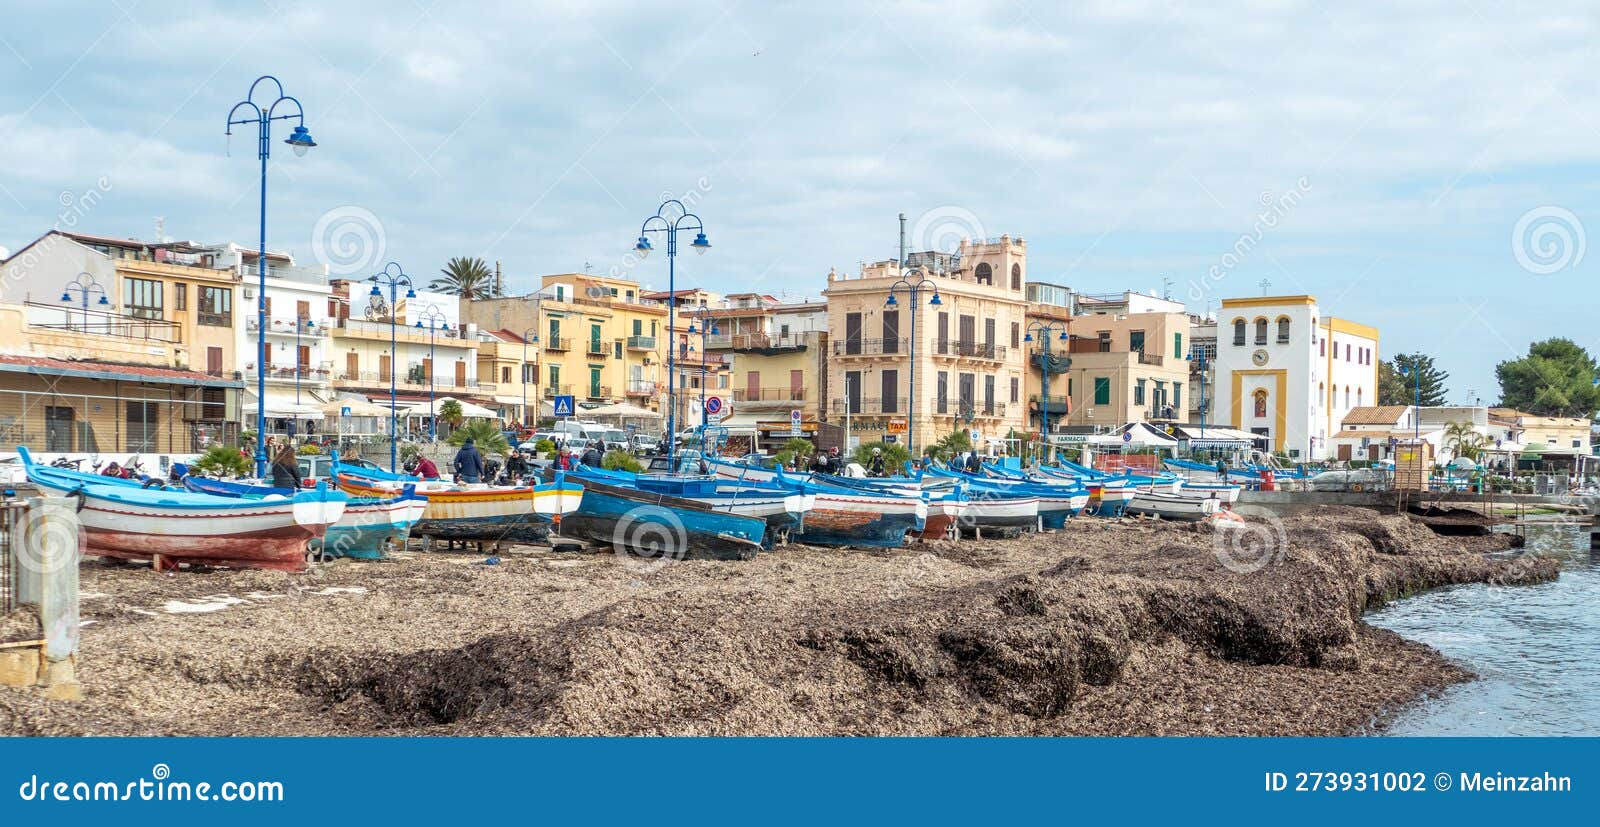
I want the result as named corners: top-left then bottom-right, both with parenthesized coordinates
top-left (584, 261), bottom-right (592, 274)
top-left (1258, 278), bottom-right (1271, 296)
top-left (494, 259), bottom-right (503, 296)
top-left (1161, 276), bottom-right (1172, 301)
top-left (154, 217), bottom-right (168, 243)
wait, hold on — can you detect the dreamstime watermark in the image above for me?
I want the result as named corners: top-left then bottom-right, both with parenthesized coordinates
top-left (1186, 177), bottom-right (1312, 303)
top-left (16, 763), bottom-right (285, 804)
top-left (909, 205), bottom-right (986, 256)
top-left (310, 205), bottom-right (387, 276)
top-left (1511, 206), bottom-right (1585, 276)
top-left (609, 503), bottom-right (688, 576)
top-left (1, 176), bottom-right (115, 283)
top-left (13, 499), bottom-right (84, 577)
top-left (1210, 506), bottom-right (1287, 574)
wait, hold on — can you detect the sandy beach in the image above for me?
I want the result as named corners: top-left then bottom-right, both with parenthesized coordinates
top-left (0, 507), bottom-right (1557, 736)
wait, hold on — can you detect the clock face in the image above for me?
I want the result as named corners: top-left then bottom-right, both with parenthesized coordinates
top-left (1251, 349), bottom-right (1269, 366)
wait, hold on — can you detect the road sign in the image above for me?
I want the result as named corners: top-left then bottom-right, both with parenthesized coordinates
top-left (887, 418), bottom-right (907, 434)
top-left (553, 395), bottom-right (575, 418)
top-left (340, 406), bottom-right (351, 417)
top-left (704, 395), bottom-right (727, 421)
top-left (969, 428), bottom-right (980, 444)
top-left (1122, 431), bottom-right (1133, 443)
top-left (790, 409), bottom-right (802, 427)
top-left (884, 435), bottom-right (898, 443)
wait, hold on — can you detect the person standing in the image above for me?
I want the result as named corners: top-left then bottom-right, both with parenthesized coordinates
top-left (270, 442), bottom-right (300, 489)
top-left (581, 443), bottom-right (604, 468)
top-left (868, 447), bottom-right (886, 477)
top-left (454, 437), bottom-right (485, 484)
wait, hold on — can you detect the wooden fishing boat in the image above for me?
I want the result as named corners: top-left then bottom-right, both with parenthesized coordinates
top-left (184, 475), bottom-right (427, 559)
top-left (18, 447), bottom-right (344, 571)
top-left (553, 473), bottom-right (764, 561)
top-left (1125, 488), bottom-right (1220, 520)
top-left (711, 458), bottom-right (926, 548)
top-left (333, 461), bottom-right (582, 545)
top-left (571, 466), bottom-right (808, 545)
top-left (918, 495), bottom-right (968, 540)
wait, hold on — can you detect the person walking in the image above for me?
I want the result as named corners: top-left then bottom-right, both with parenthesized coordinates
top-left (270, 442), bottom-right (300, 490)
top-left (867, 447), bottom-right (886, 477)
top-left (580, 443), bottom-right (604, 468)
top-left (454, 437), bottom-right (485, 484)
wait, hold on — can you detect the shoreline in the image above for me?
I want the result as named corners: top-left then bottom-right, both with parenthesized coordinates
top-left (0, 506), bottom-right (1557, 736)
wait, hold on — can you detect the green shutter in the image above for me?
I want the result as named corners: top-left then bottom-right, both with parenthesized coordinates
top-left (1094, 377), bottom-right (1111, 405)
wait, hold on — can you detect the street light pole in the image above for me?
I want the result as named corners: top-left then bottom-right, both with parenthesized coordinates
top-left (634, 199), bottom-right (711, 472)
top-left (1025, 321), bottom-right (1069, 461)
top-left (885, 272), bottom-right (942, 460)
top-left (520, 327), bottom-right (540, 430)
top-left (688, 302), bottom-right (720, 432)
top-left (294, 315), bottom-right (315, 406)
top-left (59, 271), bottom-right (109, 332)
top-left (227, 75), bottom-right (317, 479)
top-left (368, 262), bottom-right (415, 472)
top-left (1187, 348), bottom-right (1209, 437)
top-left (415, 304), bottom-right (448, 442)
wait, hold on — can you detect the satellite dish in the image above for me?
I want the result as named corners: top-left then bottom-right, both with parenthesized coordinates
top-left (584, 285), bottom-right (608, 298)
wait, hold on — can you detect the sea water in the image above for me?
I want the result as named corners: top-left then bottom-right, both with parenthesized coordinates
top-left (1367, 522), bottom-right (1600, 736)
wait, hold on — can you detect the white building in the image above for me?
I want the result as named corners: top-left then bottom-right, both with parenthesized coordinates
top-left (328, 282), bottom-right (480, 436)
top-left (223, 244), bottom-right (335, 438)
top-left (1211, 295), bottom-right (1379, 460)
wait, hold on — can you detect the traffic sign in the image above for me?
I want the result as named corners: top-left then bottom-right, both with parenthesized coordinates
top-left (790, 409), bottom-right (802, 427)
top-left (1122, 431), bottom-right (1133, 443)
top-left (704, 395), bottom-right (727, 421)
top-left (553, 395), bottom-right (575, 418)
top-left (969, 428), bottom-right (980, 444)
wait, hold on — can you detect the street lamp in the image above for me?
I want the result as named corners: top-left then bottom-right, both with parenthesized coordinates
top-left (1024, 321), bottom-right (1070, 461)
top-left (634, 199), bottom-right (711, 471)
top-left (687, 302), bottom-right (721, 430)
top-left (414, 304), bottom-right (449, 442)
top-left (368, 262), bottom-right (416, 472)
top-left (520, 327), bottom-right (541, 430)
top-left (294, 315), bottom-right (315, 406)
top-left (1186, 347), bottom-right (1210, 437)
top-left (59, 271), bottom-right (109, 331)
top-left (1399, 362), bottom-right (1420, 444)
top-left (885, 271), bottom-right (942, 459)
top-left (227, 75), bottom-right (316, 479)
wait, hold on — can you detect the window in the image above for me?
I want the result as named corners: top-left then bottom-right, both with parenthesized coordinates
top-left (1010, 263), bottom-right (1022, 290)
top-left (1173, 383), bottom-right (1181, 407)
top-left (632, 319), bottom-right (643, 336)
top-left (882, 310), bottom-right (899, 354)
top-left (984, 375), bottom-right (995, 413)
top-left (1093, 377), bottom-right (1111, 405)
top-left (1356, 388), bottom-right (1362, 406)
top-left (124, 277), bottom-right (163, 320)
top-left (1011, 322), bottom-right (1020, 350)
top-left (1345, 344), bottom-right (1351, 361)
top-left (1344, 386), bottom-right (1350, 407)
top-left (881, 370), bottom-right (898, 413)
top-left (175, 283), bottom-right (187, 311)
top-left (613, 342), bottom-right (622, 359)
top-left (1129, 330), bottom-right (1146, 353)
top-left (555, 285), bottom-right (566, 302)
top-left (1233, 319), bottom-right (1247, 346)
top-left (936, 372), bottom-right (948, 413)
top-left (1320, 338), bottom-right (1325, 356)
top-left (1276, 317), bottom-right (1290, 343)
top-left (1173, 332), bottom-right (1182, 357)
top-left (1010, 376), bottom-right (1019, 403)
top-left (548, 318), bottom-right (561, 346)
top-left (1134, 379), bottom-right (1146, 406)
top-left (126, 401), bottom-right (158, 452)
top-left (974, 262), bottom-right (993, 285)
top-left (198, 286), bottom-right (231, 327)
top-left (936, 313), bottom-right (949, 354)
top-left (845, 312), bottom-right (862, 355)
top-left (1097, 331), bottom-right (1111, 353)
top-left (502, 366), bottom-right (511, 383)
top-left (548, 364), bottom-right (560, 388)
top-left (1253, 318), bottom-right (1268, 345)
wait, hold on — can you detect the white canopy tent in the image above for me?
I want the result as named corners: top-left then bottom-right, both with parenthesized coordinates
top-left (400, 396), bottom-right (499, 419)
top-left (1087, 422), bottom-right (1180, 449)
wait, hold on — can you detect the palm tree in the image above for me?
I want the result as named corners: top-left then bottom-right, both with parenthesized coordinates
top-left (1442, 420), bottom-right (1486, 462)
top-left (437, 399), bottom-right (465, 436)
top-left (429, 257), bottom-right (498, 299)
top-left (445, 419), bottom-right (509, 455)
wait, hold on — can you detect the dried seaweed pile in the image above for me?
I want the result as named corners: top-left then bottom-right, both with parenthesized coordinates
top-left (0, 507), bottom-right (1556, 736)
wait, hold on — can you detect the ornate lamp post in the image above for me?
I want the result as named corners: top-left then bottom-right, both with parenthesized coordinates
top-left (1187, 347), bottom-right (1209, 437)
top-left (59, 271), bottom-right (109, 331)
top-left (367, 262), bottom-right (415, 472)
top-left (687, 301), bottom-right (721, 430)
top-left (1024, 320), bottom-right (1070, 460)
top-left (226, 75), bottom-right (317, 478)
top-left (414, 304), bottom-right (449, 442)
top-left (633, 199), bottom-right (711, 471)
top-left (884, 272), bottom-right (942, 458)
top-left (294, 315), bottom-right (315, 406)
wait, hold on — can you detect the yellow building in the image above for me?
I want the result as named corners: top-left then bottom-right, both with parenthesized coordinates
top-left (689, 294), bottom-right (829, 448)
top-left (0, 231), bottom-right (245, 455)
top-left (474, 329), bottom-right (539, 423)
top-left (821, 237), bottom-right (1031, 452)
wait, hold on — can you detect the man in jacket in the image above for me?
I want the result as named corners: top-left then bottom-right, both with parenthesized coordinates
top-left (414, 454), bottom-right (441, 480)
top-left (580, 444), bottom-right (604, 468)
top-left (454, 438), bottom-right (485, 484)
top-left (867, 447), bottom-right (886, 477)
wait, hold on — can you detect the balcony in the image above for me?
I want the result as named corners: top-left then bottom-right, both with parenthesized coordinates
top-left (544, 337), bottom-right (570, 351)
top-left (935, 401), bottom-right (1007, 419)
top-left (832, 337), bottom-right (909, 357)
top-left (247, 316), bottom-right (331, 336)
top-left (333, 371), bottom-right (478, 394)
top-left (1030, 394), bottom-right (1071, 408)
top-left (586, 386), bottom-right (611, 401)
top-left (1147, 406), bottom-right (1181, 421)
top-left (625, 380), bottom-right (658, 396)
top-left (710, 332), bottom-right (807, 352)
top-left (734, 386), bottom-right (807, 402)
top-left (626, 335), bottom-right (657, 351)
top-left (332, 317), bottom-right (468, 345)
top-left (244, 366), bottom-right (332, 382)
top-left (1137, 351), bottom-right (1164, 366)
top-left (829, 396), bottom-right (909, 415)
top-left (543, 384), bottom-right (574, 398)
top-left (934, 339), bottom-right (1007, 361)
top-left (585, 340), bottom-right (607, 357)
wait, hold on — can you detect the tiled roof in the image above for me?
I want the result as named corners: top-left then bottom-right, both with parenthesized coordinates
top-left (0, 353), bottom-right (231, 385)
top-left (1340, 405), bottom-right (1410, 425)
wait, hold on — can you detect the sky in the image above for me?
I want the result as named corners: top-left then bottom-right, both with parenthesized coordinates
top-left (1, 0), bottom-right (1597, 402)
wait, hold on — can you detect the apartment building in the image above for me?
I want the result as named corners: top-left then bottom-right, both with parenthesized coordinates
top-left (821, 236), bottom-right (1030, 452)
top-left (687, 293), bottom-right (829, 446)
top-left (0, 230), bottom-right (245, 454)
top-left (328, 282), bottom-right (480, 429)
top-left (538, 273), bottom-right (671, 409)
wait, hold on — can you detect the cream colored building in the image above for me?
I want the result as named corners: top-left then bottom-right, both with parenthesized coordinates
top-left (688, 294), bottom-right (829, 447)
top-left (821, 236), bottom-right (1030, 452)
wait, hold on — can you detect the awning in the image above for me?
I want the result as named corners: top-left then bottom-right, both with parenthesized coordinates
top-left (250, 390), bottom-right (325, 419)
top-left (400, 396), bottom-right (498, 419)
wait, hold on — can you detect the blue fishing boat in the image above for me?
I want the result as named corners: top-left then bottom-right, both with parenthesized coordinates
top-left (333, 459), bottom-right (582, 546)
top-left (550, 471), bottom-right (765, 560)
top-left (183, 475), bottom-right (427, 559)
top-left (568, 465), bottom-right (808, 545)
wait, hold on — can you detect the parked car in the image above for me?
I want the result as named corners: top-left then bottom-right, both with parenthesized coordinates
top-left (629, 433), bottom-right (661, 454)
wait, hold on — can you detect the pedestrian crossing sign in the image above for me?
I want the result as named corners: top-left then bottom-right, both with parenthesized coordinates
top-left (553, 395), bottom-right (575, 418)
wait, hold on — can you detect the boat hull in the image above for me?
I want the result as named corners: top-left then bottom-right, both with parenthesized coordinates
top-left (185, 475), bottom-right (424, 560)
top-left (957, 495), bottom-right (1040, 533)
top-left (1126, 490), bottom-right (1220, 520)
top-left (795, 490), bottom-right (923, 548)
top-left (336, 470), bottom-right (582, 544)
top-left (559, 479), bottom-right (764, 560)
